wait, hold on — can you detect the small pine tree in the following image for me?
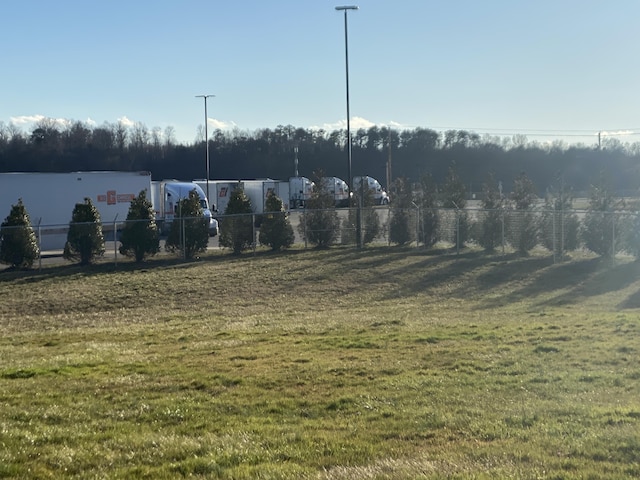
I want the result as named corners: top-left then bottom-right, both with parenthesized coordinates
top-left (477, 173), bottom-right (504, 252)
top-left (442, 165), bottom-right (470, 249)
top-left (0, 199), bottom-right (39, 269)
top-left (623, 212), bottom-right (640, 259)
top-left (298, 171), bottom-right (340, 248)
top-left (389, 177), bottom-right (414, 246)
top-left (63, 197), bottom-right (105, 265)
top-left (582, 174), bottom-right (622, 258)
top-left (165, 189), bottom-right (209, 260)
top-left (442, 165), bottom-right (467, 210)
top-left (219, 187), bottom-right (254, 254)
top-left (119, 190), bottom-right (160, 262)
top-left (541, 177), bottom-right (580, 256)
top-left (416, 174), bottom-right (439, 247)
top-left (259, 191), bottom-right (294, 251)
top-left (341, 182), bottom-right (381, 246)
top-left (507, 172), bottom-right (539, 255)
top-left (361, 200), bottom-right (381, 246)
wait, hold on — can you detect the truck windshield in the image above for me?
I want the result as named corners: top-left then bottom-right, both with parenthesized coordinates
top-left (200, 200), bottom-right (208, 210)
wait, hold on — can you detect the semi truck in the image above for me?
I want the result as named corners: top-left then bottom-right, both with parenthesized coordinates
top-left (321, 176), bottom-right (349, 207)
top-left (0, 171), bottom-right (153, 251)
top-left (150, 180), bottom-right (218, 236)
top-left (352, 176), bottom-right (390, 205)
top-left (288, 176), bottom-right (313, 209)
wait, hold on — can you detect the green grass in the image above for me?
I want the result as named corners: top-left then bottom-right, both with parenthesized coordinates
top-left (1, 247), bottom-right (639, 478)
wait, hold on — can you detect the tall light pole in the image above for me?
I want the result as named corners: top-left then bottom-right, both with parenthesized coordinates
top-left (195, 94), bottom-right (215, 203)
top-left (335, 5), bottom-right (358, 194)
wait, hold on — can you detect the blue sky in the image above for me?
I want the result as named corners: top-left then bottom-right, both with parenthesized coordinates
top-left (2, 0), bottom-right (639, 146)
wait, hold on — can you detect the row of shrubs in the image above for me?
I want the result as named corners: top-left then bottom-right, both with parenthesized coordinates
top-left (0, 189), bottom-right (205, 269)
top-left (0, 185), bottom-right (301, 269)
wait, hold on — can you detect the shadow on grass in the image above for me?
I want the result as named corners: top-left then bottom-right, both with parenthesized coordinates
top-left (374, 249), bottom-right (532, 298)
top-left (0, 245), bottom-right (318, 286)
top-left (542, 259), bottom-right (640, 308)
top-left (480, 256), bottom-right (640, 309)
top-left (373, 249), bottom-right (640, 310)
top-left (0, 254), bottom-right (219, 285)
top-left (4, 244), bottom-right (640, 311)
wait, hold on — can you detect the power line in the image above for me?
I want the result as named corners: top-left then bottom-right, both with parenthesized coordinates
top-left (396, 124), bottom-right (640, 139)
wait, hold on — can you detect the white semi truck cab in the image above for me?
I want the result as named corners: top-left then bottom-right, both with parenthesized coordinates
top-left (352, 176), bottom-right (389, 205)
top-left (289, 176), bottom-right (314, 209)
top-left (152, 180), bottom-right (218, 236)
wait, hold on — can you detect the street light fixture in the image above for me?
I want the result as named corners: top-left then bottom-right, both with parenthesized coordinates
top-left (335, 5), bottom-right (358, 194)
top-left (195, 94), bottom-right (215, 204)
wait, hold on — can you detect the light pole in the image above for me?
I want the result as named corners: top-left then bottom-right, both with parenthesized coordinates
top-left (335, 5), bottom-right (358, 194)
top-left (195, 94), bottom-right (215, 203)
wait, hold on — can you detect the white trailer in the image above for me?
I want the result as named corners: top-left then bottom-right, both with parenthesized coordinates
top-left (353, 175), bottom-right (389, 205)
top-left (288, 176), bottom-right (314, 209)
top-left (195, 179), bottom-right (293, 214)
top-left (151, 180), bottom-right (217, 236)
top-left (321, 176), bottom-right (349, 207)
top-left (193, 180), bottom-right (242, 214)
top-left (242, 179), bottom-right (290, 214)
top-left (0, 171), bottom-right (153, 251)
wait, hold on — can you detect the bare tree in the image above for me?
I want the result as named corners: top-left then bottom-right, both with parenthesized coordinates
top-left (164, 126), bottom-right (176, 147)
top-left (114, 122), bottom-right (128, 151)
top-left (130, 122), bottom-right (150, 151)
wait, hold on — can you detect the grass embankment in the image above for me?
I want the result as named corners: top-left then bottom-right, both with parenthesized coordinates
top-left (1, 247), bottom-right (639, 479)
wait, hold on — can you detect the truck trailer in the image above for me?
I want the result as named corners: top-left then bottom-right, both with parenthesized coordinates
top-left (195, 178), bottom-right (307, 213)
top-left (0, 171), bottom-right (153, 251)
top-left (241, 179), bottom-right (290, 214)
top-left (193, 180), bottom-right (242, 215)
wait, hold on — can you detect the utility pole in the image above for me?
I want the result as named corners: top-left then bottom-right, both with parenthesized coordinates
top-left (386, 128), bottom-right (392, 192)
top-left (195, 94), bottom-right (215, 204)
top-left (335, 5), bottom-right (359, 193)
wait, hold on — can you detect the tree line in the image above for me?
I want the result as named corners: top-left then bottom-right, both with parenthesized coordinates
top-left (2, 119), bottom-right (640, 196)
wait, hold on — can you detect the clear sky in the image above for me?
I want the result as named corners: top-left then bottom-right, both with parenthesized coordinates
top-left (2, 0), bottom-right (639, 146)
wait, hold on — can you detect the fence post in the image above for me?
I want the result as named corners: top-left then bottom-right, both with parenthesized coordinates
top-left (252, 213), bottom-right (257, 254)
top-left (113, 216), bottom-right (118, 267)
top-left (416, 205), bottom-right (420, 248)
top-left (552, 210), bottom-right (557, 264)
top-left (501, 208), bottom-right (505, 255)
top-left (456, 209), bottom-right (460, 256)
top-left (561, 209), bottom-right (565, 261)
top-left (611, 212), bottom-right (615, 267)
top-left (37, 219), bottom-right (42, 272)
top-left (180, 203), bottom-right (186, 261)
top-left (303, 205), bottom-right (308, 249)
top-left (388, 206), bottom-right (391, 246)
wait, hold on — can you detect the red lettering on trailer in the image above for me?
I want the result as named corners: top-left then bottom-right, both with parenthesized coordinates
top-left (107, 190), bottom-right (116, 205)
top-left (117, 193), bottom-right (134, 203)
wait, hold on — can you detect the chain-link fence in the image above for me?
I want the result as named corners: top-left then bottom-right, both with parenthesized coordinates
top-left (287, 206), bottom-right (638, 262)
top-left (1, 207), bottom-right (639, 268)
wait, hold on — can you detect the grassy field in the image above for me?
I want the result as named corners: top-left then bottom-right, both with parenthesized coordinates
top-left (1, 247), bottom-right (639, 479)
